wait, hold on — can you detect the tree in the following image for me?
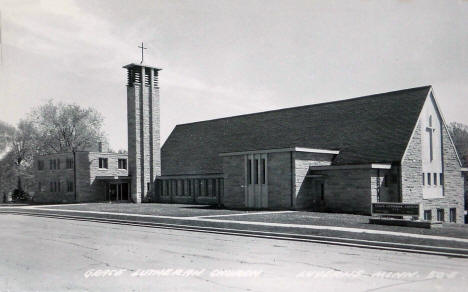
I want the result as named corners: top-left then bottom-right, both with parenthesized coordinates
top-left (0, 120), bottom-right (36, 199)
top-left (31, 100), bottom-right (106, 153)
top-left (0, 120), bottom-right (15, 154)
top-left (449, 122), bottom-right (468, 167)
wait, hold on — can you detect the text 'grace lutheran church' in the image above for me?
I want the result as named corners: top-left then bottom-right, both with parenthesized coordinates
top-left (33, 58), bottom-right (468, 223)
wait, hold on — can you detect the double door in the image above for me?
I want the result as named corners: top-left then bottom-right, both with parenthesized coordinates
top-left (107, 183), bottom-right (129, 201)
top-left (245, 154), bottom-right (268, 208)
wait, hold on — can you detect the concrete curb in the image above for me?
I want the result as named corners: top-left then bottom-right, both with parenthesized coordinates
top-left (2, 210), bottom-right (468, 258)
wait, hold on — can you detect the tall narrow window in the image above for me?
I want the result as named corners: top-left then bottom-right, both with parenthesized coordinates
top-left (99, 158), bottom-right (108, 169)
top-left (180, 180), bottom-right (185, 196)
top-left (247, 159), bottom-right (252, 184)
top-left (427, 173), bottom-right (431, 185)
top-left (320, 183), bottom-right (325, 201)
top-left (66, 158), bottom-right (74, 169)
top-left (426, 115), bottom-right (435, 161)
top-left (118, 159), bottom-right (127, 169)
top-left (433, 173), bottom-right (438, 186)
top-left (422, 173), bottom-right (425, 186)
top-left (437, 209), bottom-right (445, 222)
top-left (261, 159), bottom-right (266, 184)
top-left (424, 210), bottom-right (432, 221)
top-left (254, 159), bottom-right (259, 184)
top-left (38, 160), bottom-right (44, 170)
top-left (450, 208), bottom-right (456, 223)
top-left (165, 181), bottom-right (169, 196)
top-left (440, 173), bottom-right (444, 186)
top-left (67, 181), bottom-right (73, 192)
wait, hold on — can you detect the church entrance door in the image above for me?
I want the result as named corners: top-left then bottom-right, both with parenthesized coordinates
top-left (106, 183), bottom-right (130, 201)
top-left (245, 154), bottom-right (268, 208)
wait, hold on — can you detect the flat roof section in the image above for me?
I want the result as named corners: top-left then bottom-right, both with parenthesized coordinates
top-left (219, 147), bottom-right (340, 157)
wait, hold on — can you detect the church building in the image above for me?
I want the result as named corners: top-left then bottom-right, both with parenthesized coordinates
top-left (147, 65), bottom-right (465, 223)
top-left (34, 62), bottom-right (466, 223)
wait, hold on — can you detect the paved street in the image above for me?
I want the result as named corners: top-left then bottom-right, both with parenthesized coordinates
top-left (1, 214), bottom-right (467, 292)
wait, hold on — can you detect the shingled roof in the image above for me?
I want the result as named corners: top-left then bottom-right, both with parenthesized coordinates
top-left (161, 86), bottom-right (431, 175)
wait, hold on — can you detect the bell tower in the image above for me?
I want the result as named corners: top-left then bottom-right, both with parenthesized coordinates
top-left (123, 62), bottom-right (161, 203)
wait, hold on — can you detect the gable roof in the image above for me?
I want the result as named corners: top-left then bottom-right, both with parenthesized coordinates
top-left (161, 86), bottom-right (431, 175)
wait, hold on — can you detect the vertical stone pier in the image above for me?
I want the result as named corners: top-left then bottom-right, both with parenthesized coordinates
top-left (123, 63), bottom-right (161, 203)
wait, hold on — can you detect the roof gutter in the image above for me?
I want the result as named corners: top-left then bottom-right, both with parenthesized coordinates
top-left (309, 163), bottom-right (392, 171)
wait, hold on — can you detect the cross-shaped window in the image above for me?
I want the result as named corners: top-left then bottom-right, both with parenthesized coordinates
top-left (426, 115), bottom-right (435, 161)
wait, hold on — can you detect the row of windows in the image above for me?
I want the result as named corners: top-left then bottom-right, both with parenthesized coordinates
top-left (423, 208), bottom-right (456, 223)
top-left (422, 172), bottom-right (443, 186)
top-left (247, 159), bottom-right (266, 185)
top-left (98, 158), bottom-right (127, 170)
top-left (38, 181), bottom-right (74, 193)
top-left (160, 178), bottom-right (223, 198)
top-left (37, 158), bottom-right (74, 170)
top-left (38, 157), bottom-right (128, 171)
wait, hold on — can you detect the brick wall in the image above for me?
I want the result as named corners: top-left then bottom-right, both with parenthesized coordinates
top-left (267, 152), bottom-right (293, 209)
top-left (222, 155), bottom-right (245, 208)
top-left (33, 153), bottom-right (76, 203)
top-left (34, 152), bottom-right (129, 203)
top-left (308, 168), bottom-right (373, 214)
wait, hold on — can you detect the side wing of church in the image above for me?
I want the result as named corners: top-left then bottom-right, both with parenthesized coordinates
top-left (158, 85), bottom-right (465, 223)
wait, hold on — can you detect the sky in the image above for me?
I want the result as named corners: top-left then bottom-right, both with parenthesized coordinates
top-left (0, 0), bottom-right (467, 151)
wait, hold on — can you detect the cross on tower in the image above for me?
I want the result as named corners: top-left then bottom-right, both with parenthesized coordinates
top-left (426, 115), bottom-right (435, 161)
top-left (138, 42), bottom-right (147, 64)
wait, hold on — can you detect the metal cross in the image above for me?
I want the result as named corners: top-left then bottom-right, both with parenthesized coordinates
top-left (138, 42), bottom-right (147, 64)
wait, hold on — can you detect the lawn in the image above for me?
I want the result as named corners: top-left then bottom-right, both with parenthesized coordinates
top-left (39, 202), bottom-right (468, 239)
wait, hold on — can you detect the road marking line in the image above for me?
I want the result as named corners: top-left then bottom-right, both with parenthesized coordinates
top-left (5, 207), bottom-right (468, 244)
top-left (191, 210), bottom-right (297, 218)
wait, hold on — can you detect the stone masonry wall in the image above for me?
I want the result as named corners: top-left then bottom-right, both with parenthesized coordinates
top-left (294, 152), bottom-right (334, 209)
top-left (127, 84), bottom-right (140, 202)
top-left (86, 152), bottom-right (129, 202)
top-left (127, 67), bottom-right (161, 203)
top-left (370, 168), bottom-right (399, 204)
top-left (402, 118), bottom-right (464, 223)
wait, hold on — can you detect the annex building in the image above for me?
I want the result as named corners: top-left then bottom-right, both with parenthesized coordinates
top-left (34, 63), bottom-right (467, 223)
